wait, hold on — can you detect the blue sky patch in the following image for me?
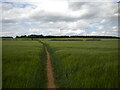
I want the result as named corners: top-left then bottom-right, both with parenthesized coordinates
top-left (1, 1), bottom-right (36, 9)
top-left (39, 27), bottom-right (49, 29)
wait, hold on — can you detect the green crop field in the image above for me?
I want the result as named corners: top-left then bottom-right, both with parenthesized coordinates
top-left (45, 39), bottom-right (118, 88)
top-left (0, 38), bottom-right (2, 88)
top-left (2, 40), bottom-right (47, 88)
top-left (2, 38), bottom-right (118, 88)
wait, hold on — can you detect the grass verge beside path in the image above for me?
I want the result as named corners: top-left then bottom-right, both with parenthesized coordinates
top-left (45, 40), bottom-right (118, 88)
top-left (3, 41), bottom-right (47, 88)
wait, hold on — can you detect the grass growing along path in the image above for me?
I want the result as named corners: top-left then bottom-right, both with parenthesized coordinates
top-left (3, 40), bottom-right (57, 88)
top-left (2, 39), bottom-right (118, 88)
top-left (45, 40), bottom-right (118, 88)
top-left (39, 40), bottom-right (57, 88)
top-left (3, 41), bottom-right (47, 88)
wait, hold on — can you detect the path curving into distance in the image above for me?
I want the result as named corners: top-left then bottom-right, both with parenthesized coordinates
top-left (45, 47), bottom-right (56, 88)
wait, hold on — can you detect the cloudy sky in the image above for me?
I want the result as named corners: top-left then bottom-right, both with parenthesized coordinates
top-left (0, 0), bottom-right (119, 37)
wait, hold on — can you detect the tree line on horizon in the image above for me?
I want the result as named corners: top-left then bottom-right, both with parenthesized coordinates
top-left (1, 34), bottom-right (120, 39)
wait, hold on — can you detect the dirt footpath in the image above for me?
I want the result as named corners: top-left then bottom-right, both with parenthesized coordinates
top-left (45, 47), bottom-right (56, 88)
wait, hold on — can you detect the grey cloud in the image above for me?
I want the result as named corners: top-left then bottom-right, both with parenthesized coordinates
top-left (31, 3), bottom-right (97, 22)
top-left (2, 19), bottom-right (17, 24)
top-left (69, 2), bottom-right (117, 20)
top-left (31, 11), bottom-right (78, 22)
top-left (1, 1), bottom-right (118, 37)
top-left (2, 2), bottom-right (13, 11)
top-left (5, 2), bottom-right (117, 24)
top-left (68, 2), bottom-right (86, 11)
top-left (2, 22), bottom-right (28, 37)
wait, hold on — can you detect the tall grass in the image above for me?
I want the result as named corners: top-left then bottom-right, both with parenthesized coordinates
top-left (46, 40), bottom-right (118, 88)
top-left (2, 41), bottom-right (47, 88)
top-left (0, 39), bottom-right (2, 89)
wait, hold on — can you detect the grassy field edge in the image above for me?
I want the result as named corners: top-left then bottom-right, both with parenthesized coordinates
top-left (2, 41), bottom-right (47, 88)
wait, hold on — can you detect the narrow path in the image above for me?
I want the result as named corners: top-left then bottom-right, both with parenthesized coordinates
top-left (45, 47), bottom-right (56, 88)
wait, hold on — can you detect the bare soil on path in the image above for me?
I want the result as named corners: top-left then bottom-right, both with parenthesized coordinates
top-left (45, 47), bottom-right (56, 88)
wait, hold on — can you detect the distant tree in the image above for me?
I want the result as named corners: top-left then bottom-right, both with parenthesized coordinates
top-left (2, 36), bottom-right (13, 38)
top-left (16, 36), bottom-right (19, 38)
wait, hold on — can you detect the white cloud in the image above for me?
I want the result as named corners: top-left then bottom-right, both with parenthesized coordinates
top-left (1, 0), bottom-right (119, 37)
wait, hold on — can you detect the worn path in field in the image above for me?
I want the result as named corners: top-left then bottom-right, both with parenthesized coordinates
top-left (45, 47), bottom-right (56, 88)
